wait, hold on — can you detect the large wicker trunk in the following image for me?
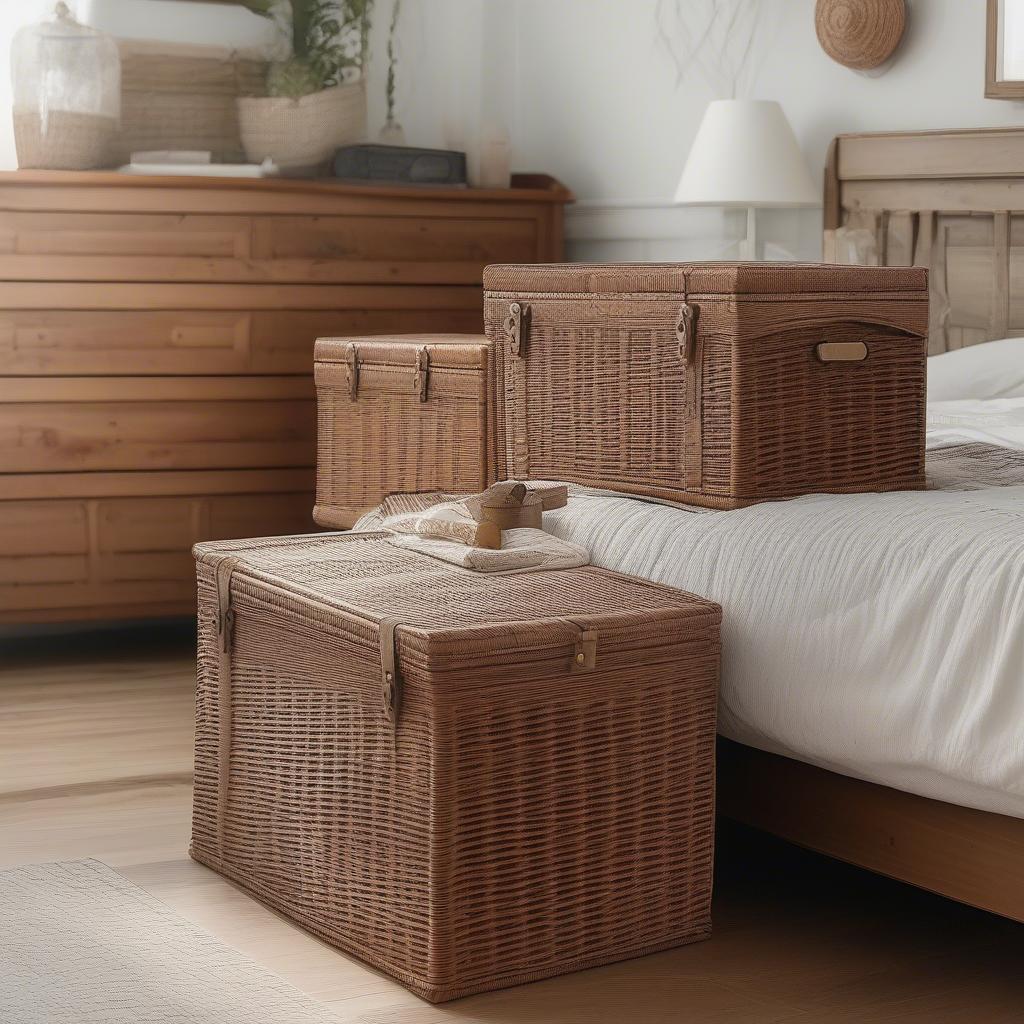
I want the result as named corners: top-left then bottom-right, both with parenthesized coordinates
top-left (192, 531), bottom-right (721, 1002)
top-left (314, 335), bottom-right (497, 528)
top-left (483, 262), bottom-right (929, 509)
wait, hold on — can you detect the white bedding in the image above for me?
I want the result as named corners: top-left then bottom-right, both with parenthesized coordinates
top-left (534, 398), bottom-right (1024, 819)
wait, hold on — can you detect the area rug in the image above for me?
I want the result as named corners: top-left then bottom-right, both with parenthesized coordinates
top-left (0, 859), bottom-right (341, 1024)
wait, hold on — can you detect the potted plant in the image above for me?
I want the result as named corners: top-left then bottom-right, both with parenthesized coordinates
top-left (237, 0), bottom-right (373, 170)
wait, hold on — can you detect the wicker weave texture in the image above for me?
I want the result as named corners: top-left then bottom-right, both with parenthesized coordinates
top-left (484, 262), bottom-right (929, 509)
top-left (191, 532), bottom-right (721, 1002)
top-left (314, 336), bottom-right (497, 529)
top-left (238, 82), bottom-right (366, 169)
top-left (112, 42), bottom-right (268, 165)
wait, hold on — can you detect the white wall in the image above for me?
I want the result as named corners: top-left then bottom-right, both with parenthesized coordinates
top-left (5, 1), bottom-right (1022, 261)
top-left (407, 0), bottom-right (1024, 261)
top-left (0, 0), bottom-right (451, 170)
top-left (0, 0), bottom-right (281, 169)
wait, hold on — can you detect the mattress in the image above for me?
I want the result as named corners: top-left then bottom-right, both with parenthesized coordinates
top-left (532, 397), bottom-right (1024, 820)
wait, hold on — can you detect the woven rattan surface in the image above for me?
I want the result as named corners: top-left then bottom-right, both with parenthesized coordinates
top-left (314, 335), bottom-right (496, 529)
top-left (113, 42), bottom-right (269, 164)
top-left (483, 261), bottom-right (929, 509)
top-left (191, 532), bottom-right (720, 1002)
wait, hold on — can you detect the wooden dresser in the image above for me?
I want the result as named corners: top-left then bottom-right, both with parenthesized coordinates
top-left (0, 170), bottom-right (570, 623)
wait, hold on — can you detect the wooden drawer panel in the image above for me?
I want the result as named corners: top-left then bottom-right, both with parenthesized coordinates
top-left (0, 281), bottom-right (483, 310)
top-left (0, 309), bottom-right (250, 375)
top-left (0, 377), bottom-right (315, 473)
top-left (0, 488), bottom-right (314, 619)
top-left (0, 307), bottom-right (482, 375)
top-left (249, 308), bottom-right (483, 373)
top-left (0, 212), bottom-right (537, 284)
top-left (252, 215), bottom-right (537, 264)
top-left (0, 211), bottom-right (251, 258)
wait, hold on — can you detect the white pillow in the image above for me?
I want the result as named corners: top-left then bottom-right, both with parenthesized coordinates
top-left (928, 337), bottom-right (1024, 401)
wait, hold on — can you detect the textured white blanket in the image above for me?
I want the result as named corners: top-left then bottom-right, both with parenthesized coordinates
top-left (536, 400), bottom-right (1024, 819)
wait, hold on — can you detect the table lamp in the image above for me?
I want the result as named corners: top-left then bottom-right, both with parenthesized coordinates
top-left (674, 99), bottom-right (819, 260)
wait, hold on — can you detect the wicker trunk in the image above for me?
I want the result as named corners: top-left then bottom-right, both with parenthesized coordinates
top-left (191, 532), bottom-right (721, 1002)
top-left (483, 262), bottom-right (929, 509)
top-left (314, 335), bottom-right (497, 528)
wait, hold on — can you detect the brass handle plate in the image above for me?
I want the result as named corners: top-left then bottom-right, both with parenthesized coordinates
top-left (817, 341), bottom-right (868, 363)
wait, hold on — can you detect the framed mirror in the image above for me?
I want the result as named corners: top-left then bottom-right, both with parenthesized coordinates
top-left (987, 0), bottom-right (1024, 97)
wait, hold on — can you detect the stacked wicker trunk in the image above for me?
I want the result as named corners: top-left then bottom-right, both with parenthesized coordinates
top-left (314, 335), bottom-right (496, 528)
top-left (483, 262), bottom-right (929, 509)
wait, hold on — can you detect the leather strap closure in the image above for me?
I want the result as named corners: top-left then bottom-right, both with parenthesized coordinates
top-left (676, 301), bottom-right (698, 365)
top-left (213, 555), bottom-right (240, 864)
top-left (676, 277), bottom-right (703, 494)
top-left (573, 630), bottom-right (599, 671)
top-left (345, 343), bottom-right (360, 398)
top-left (215, 558), bottom-right (237, 654)
top-left (504, 302), bottom-right (531, 477)
top-left (379, 617), bottom-right (403, 730)
top-left (414, 346), bottom-right (430, 402)
top-left (562, 618), bottom-right (599, 672)
top-left (504, 301), bottom-right (529, 358)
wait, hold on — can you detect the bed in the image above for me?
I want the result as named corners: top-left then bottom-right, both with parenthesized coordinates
top-left (550, 127), bottom-right (1024, 923)
top-left (358, 127), bottom-right (1024, 924)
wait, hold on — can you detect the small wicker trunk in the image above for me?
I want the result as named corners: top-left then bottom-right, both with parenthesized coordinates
top-left (314, 335), bottom-right (496, 528)
top-left (483, 262), bottom-right (929, 509)
top-left (191, 532), bottom-right (721, 1002)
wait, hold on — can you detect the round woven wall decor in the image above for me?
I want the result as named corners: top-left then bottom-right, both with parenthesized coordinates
top-left (815, 0), bottom-right (906, 70)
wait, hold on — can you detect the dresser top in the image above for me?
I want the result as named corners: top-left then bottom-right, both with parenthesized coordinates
top-left (0, 170), bottom-right (573, 204)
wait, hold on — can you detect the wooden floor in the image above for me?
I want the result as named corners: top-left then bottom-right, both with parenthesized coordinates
top-left (2, 624), bottom-right (1023, 1023)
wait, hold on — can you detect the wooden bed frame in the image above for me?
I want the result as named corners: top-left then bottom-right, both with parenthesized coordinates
top-left (720, 126), bottom-right (1024, 924)
top-left (823, 126), bottom-right (1024, 354)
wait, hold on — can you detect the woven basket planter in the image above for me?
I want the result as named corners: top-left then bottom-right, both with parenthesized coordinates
top-left (111, 41), bottom-right (268, 165)
top-left (237, 81), bottom-right (366, 170)
top-left (13, 110), bottom-right (116, 170)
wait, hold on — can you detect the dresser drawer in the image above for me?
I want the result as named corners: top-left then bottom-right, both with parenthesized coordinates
top-left (0, 210), bottom-right (538, 284)
top-left (0, 309), bottom-right (251, 375)
top-left (0, 211), bottom-right (251, 258)
top-left (0, 377), bottom-right (315, 473)
top-left (252, 214), bottom-right (538, 266)
top-left (248, 308), bottom-right (483, 373)
top-left (0, 485), bottom-right (314, 619)
top-left (0, 306), bottom-right (483, 375)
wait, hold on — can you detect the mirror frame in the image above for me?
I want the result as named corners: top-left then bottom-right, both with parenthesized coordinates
top-left (987, 0), bottom-right (1024, 98)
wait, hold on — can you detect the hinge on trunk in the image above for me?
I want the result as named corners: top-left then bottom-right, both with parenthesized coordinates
top-left (346, 343), bottom-right (360, 398)
top-left (413, 346), bottom-right (430, 402)
top-left (676, 302), bottom-right (698, 365)
top-left (504, 302), bottom-right (530, 358)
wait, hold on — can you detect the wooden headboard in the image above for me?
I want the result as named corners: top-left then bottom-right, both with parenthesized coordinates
top-left (824, 127), bottom-right (1024, 355)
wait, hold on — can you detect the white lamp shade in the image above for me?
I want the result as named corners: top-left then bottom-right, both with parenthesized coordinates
top-left (674, 100), bottom-right (819, 208)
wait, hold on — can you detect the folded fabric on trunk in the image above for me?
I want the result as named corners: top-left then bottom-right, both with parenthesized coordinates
top-left (390, 528), bottom-right (590, 574)
top-left (380, 501), bottom-right (501, 549)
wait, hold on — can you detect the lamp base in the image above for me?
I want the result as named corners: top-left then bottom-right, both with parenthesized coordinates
top-left (740, 206), bottom-right (758, 261)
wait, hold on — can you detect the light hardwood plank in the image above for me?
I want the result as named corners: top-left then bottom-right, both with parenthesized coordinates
top-left (1, 631), bottom-right (1022, 1023)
